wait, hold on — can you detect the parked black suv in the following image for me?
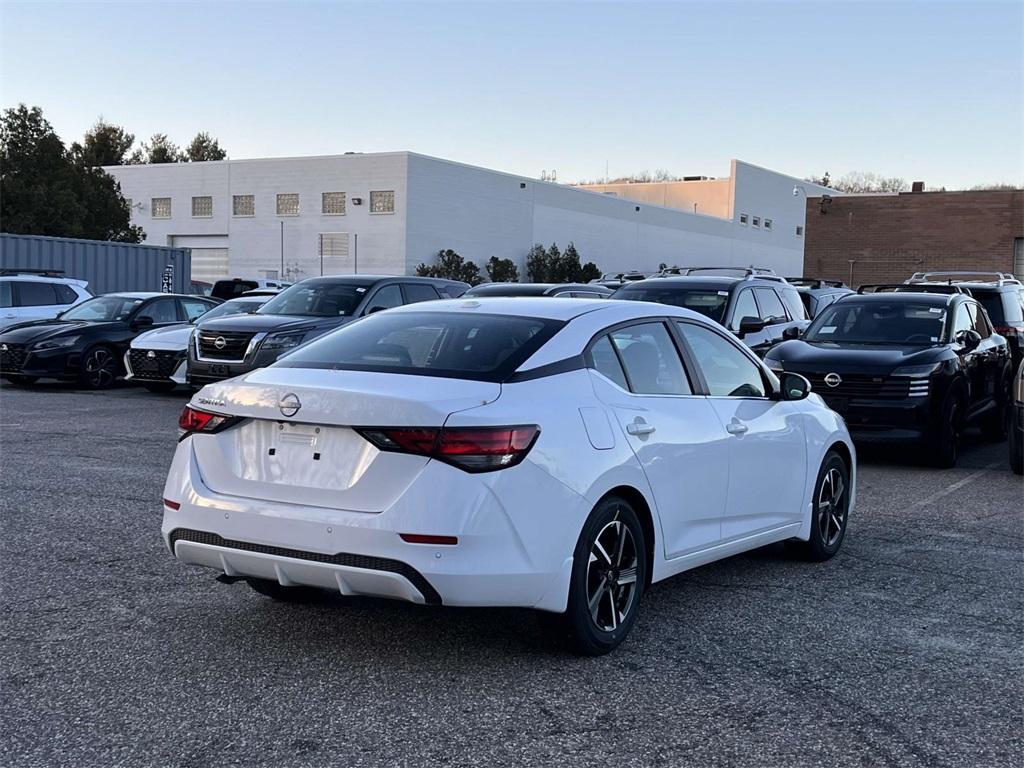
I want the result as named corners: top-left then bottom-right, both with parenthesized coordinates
top-left (613, 271), bottom-right (809, 356)
top-left (187, 275), bottom-right (468, 385)
top-left (904, 272), bottom-right (1024, 369)
top-left (764, 291), bottom-right (1012, 467)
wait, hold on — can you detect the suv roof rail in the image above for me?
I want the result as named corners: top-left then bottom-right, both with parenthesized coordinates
top-left (858, 283), bottom-right (971, 296)
top-left (906, 270), bottom-right (1022, 287)
top-left (784, 277), bottom-right (849, 289)
top-left (674, 266), bottom-right (788, 283)
top-left (0, 267), bottom-right (67, 277)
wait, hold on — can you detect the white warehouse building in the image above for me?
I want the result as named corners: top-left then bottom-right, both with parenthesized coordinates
top-left (106, 153), bottom-right (835, 283)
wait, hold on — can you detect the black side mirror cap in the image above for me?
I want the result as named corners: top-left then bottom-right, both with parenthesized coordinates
top-left (957, 329), bottom-right (982, 351)
top-left (775, 371), bottom-right (811, 401)
top-left (782, 326), bottom-right (801, 341)
top-left (737, 316), bottom-right (766, 337)
top-left (132, 315), bottom-right (154, 330)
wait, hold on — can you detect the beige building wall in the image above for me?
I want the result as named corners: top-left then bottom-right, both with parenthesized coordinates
top-left (577, 178), bottom-right (733, 219)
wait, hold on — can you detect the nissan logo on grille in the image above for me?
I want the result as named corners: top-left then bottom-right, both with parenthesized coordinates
top-left (824, 373), bottom-right (843, 388)
top-left (0, 344), bottom-right (6, 351)
top-left (213, 336), bottom-right (228, 350)
top-left (278, 393), bottom-right (301, 418)
top-left (146, 350), bottom-right (156, 358)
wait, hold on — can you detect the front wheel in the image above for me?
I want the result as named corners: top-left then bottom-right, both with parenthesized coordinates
top-left (929, 392), bottom-right (963, 468)
top-left (790, 450), bottom-right (850, 562)
top-left (553, 496), bottom-right (647, 656)
top-left (78, 346), bottom-right (119, 390)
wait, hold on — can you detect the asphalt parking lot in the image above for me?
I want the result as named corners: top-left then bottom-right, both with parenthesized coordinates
top-left (1, 382), bottom-right (1021, 768)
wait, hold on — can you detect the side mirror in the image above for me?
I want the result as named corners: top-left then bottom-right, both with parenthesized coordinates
top-left (132, 315), bottom-right (154, 330)
top-left (782, 326), bottom-right (801, 341)
top-left (956, 329), bottom-right (981, 351)
top-left (366, 305), bottom-right (387, 315)
top-left (737, 316), bottom-right (766, 337)
top-left (775, 371), bottom-right (811, 401)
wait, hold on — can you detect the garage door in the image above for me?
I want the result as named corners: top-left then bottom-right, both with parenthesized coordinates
top-left (189, 248), bottom-right (230, 283)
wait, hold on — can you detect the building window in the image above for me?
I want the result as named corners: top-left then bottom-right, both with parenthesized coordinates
top-left (752, 216), bottom-right (761, 228)
top-left (233, 195), bottom-right (255, 217)
top-left (764, 218), bottom-right (773, 230)
top-left (738, 213), bottom-right (748, 226)
top-left (151, 198), bottom-right (171, 219)
top-left (369, 190), bottom-right (395, 214)
top-left (192, 196), bottom-right (213, 218)
top-left (322, 192), bottom-right (346, 215)
top-left (796, 225), bottom-right (804, 236)
top-left (277, 193), bottom-right (300, 216)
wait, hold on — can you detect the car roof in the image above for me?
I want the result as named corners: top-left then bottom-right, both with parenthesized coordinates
top-left (464, 283), bottom-right (610, 296)
top-left (1, 274), bottom-right (81, 283)
top-left (840, 291), bottom-right (954, 306)
top-left (386, 296), bottom-right (714, 323)
top-left (295, 275), bottom-right (467, 287)
top-left (619, 275), bottom-right (786, 291)
top-left (104, 292), bottom-right (182, 299)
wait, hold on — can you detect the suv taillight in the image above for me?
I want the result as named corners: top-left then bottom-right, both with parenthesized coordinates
top-left (993, 325), bottom-right (1019, 336)
top-left (357, 425), bottom-right (539, 473)
top-left (178, 405), bottom-right (239, 440)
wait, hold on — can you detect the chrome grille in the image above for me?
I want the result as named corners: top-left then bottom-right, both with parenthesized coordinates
top-left (197, 331), bottom-right (255, 360)
top-left (804, 373), bottom-right (912, 400)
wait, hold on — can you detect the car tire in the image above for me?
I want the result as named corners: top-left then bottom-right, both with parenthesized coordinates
top-left (790, 450), bottom-right (851, 562)
top-left (551, 495), bottom-right (647, 656)
top-left (78, 345), bottom-right (120, 390)
top-left (245, 578), bottom-right (327, 603)
top-left (929, 391), bottom-right (963, 468)
top-left (142, 381), bottom-right (177, 394)
top-left (3, 374), bottom-right (38, 386)
top-left (1010, 418), bottom-right (1023, 476)
top-left (981, 370), bottom-right (1011, 443)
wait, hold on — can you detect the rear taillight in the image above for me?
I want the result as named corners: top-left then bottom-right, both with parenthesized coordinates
top-left (993, 325), bottom-right (1019, 336)
top-left (357, 425), bottom-right (539, 473)
top-left (178, 405), bottom-right (238, 440)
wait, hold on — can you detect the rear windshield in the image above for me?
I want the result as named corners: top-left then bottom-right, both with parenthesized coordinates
top-left (805, 300), bottom-right (947, 344)
top-left (275, 311), bottom-right (564, 381)
top-left (258, 282), bottom-right (367, 317)
top-left (974, 290), bottom-right (1024, 325)
top-left (212, 280), bottom-right (258, 299)
top-left (614, 286), bottom-right (729, 324)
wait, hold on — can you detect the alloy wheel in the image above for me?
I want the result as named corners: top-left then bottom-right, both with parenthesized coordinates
top-left (586, 512), bottom-right (639, 632)
top-left (817, 467), bottom-right (847, 547)
top-left (85, 348), bottom-right (116, 388)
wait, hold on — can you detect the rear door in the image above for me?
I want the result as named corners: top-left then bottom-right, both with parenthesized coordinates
top-left (587, 321), bottom-right (729, 558)
top-left (675, 320), bottom-right (807, 540)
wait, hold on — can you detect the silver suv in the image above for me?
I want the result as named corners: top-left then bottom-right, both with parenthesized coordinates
top-left (0, 269), bottom-right (92, 331)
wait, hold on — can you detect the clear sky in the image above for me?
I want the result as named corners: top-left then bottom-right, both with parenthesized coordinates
top-left (1, 0), bottom-right (1021, 188)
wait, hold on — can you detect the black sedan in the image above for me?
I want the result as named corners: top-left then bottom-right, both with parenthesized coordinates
top-left (764, 291), bottom-right (1012, 468)
top-left (0, 292), bottom-right (219, 389)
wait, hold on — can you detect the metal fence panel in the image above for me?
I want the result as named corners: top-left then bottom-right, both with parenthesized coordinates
top-left (0, 233), bottom-right (192, 295)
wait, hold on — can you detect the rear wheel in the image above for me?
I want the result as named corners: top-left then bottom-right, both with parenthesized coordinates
top-left (929, 392), bottom-right (963, 468)
top-left (1010, 413), bottom-right (1023, 475)
top-left (551, 496), bottom-right (647, 656)
top-left (790, 450), bottom-right (850, 562)
top-left (981, 370), bottom-right (1011, 442)
top-left (246, 578), bottom-right (327, 603)
top-left (79, 346), bottom-right (119, 390)
top-left (3, 374), bottom-right (38, 386)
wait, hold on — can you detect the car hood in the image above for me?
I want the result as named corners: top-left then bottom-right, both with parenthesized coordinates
top-left (0, 319), bottom-right (119, 344)
top-left (766, 340), bottom-right (947, 374)
top-left (196, 313), bottom-right (350, 335)
top-left (131, 323), bottom-right (193, 350)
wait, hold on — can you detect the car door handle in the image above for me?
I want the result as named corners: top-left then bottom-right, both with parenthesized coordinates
top-left (726, 421), bottom-right (749, 436)
top-left (626, 420), bottom-right (656, 436)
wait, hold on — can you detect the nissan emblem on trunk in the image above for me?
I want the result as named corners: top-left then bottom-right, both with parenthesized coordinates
top-left (278, 393), bottom-right (301, 418)
top-left (825, 373), bottom-right (842, 388)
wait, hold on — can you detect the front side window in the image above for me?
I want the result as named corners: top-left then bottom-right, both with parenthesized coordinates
top-left (142, 298), bottom-right (179, 324)
top-left (370, 190), bottom-right (395, 214)
top-left (259, 282), bottom-right (368, 317)
top-left (15, 281), bottom-right (58, 307)
top-left (778, 287), bottom-right (808, 321)
top-left (322, 192), bottom-right (346, 215)
top-left (677, 322), bottom-right (766, 398)
top-left (804, 301), bottom-right (947, 344)
top-left (366, 285), bottom-right (403, 313)
top-left (62, 296), bottom-right (145, 321)
top-left (753, 287), bottom-right (789, 323)
top-left (151, 198), bottom-right (172, 218)
top-left (608, 323), bottom-right (691, 395)
top-left (730, 289), bottom-right (759, 331)
top-left (277, 193), bottom-right (299, 216)
top-left (966, 302), bottom-right (992, 338)
top-left (233, 195), bottom-right (255, 217)
top-left (275, 311), bottom-right (560, 382)
top-left (614, 285), bottom-right (729, 324)
top-left (192, 196), bottom-right (213, 217)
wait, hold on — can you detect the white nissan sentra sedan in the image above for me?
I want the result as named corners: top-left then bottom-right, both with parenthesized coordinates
top-left (162, 298), bottom-right (855, 654)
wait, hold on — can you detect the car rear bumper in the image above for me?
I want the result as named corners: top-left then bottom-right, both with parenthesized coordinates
top-left (161, 440), bottom-right (584, 611)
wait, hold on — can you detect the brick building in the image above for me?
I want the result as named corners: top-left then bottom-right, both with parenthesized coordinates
top-left (802, 188), bottom-right (1024, 287)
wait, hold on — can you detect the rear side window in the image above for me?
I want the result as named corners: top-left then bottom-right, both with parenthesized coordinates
top-left (976, 290), bottom-right (1024, 325)
top-left (15, 281), bottom-right (58, 307)
top-left (778, 287), bottom-right (808, 321)
top-left (588, 335), bottom-right (629, 389)
top-left (54, 283), bottom-right (79, 304)
top-left (0, 281), bottom-right (11, 308)
top-left (275, 311), bottom-right (563, 382)
top-left (366, 285), bottom-right (403, 313)
top-left (402, 283), bottom-right (441, 304)
top-left (753, 287), bottom-right (788, 323)
top-left (608, 323), bottom-right (691, 395)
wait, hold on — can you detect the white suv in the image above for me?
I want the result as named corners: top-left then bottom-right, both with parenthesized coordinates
top-left (0, 271), bottom-right (92, 331)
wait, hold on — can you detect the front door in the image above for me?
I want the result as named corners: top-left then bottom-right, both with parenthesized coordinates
top-left (587, 323), bottom-right (729, 559)
top-left (675, 321), bottom-right (808, 541)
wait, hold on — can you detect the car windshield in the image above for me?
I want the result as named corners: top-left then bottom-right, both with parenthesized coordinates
top-left (275, 311), bottom-right (563, 381)
top-left (61, 295), bottom-right (145, 322)
top-left (258, 282), bottom-right (367, 317)
top-left (614, 286), bottom-right (729, 324)
top-left (805, 301), bottom-right (947, 344)
top-left (199, 298), bottom-right (266, 322)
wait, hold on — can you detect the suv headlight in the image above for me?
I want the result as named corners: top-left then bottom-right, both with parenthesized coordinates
top-left (33, 335), bottom-right (80, 350)
top-left (892, 362), bottom-right (942, 378)
top-left (763, 357), bottom-right (785, 372)
top-left (262, 331), bottom-right (306, 351)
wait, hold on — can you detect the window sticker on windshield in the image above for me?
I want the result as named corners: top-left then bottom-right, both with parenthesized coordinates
top-left (819, 326), bottom-right (837, 334)
top-left (356, 287), bottom-right (367, 293)
top-left (929, 308), bottom-right (942, 313)
top-left (717, 291), bottom-right (729, 296)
